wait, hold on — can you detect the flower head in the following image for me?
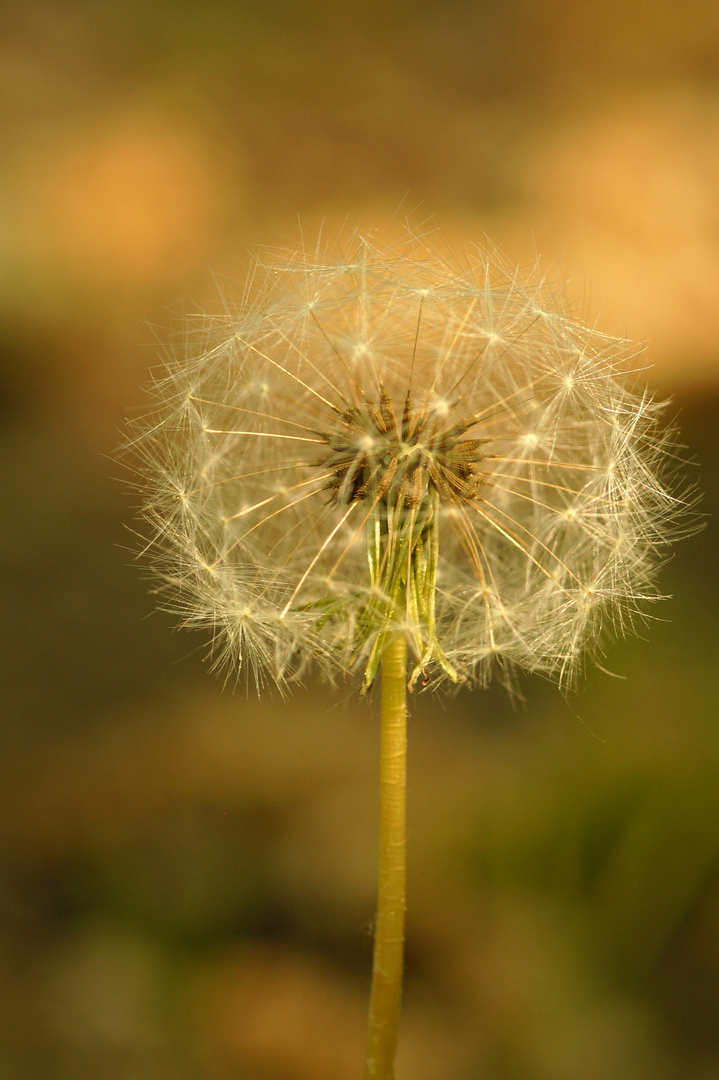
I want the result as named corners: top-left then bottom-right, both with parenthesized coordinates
top-left (130, 226), bottom-right (692, 692)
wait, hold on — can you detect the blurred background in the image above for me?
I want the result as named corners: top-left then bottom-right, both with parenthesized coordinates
top-left (1, 2), bottom-right (718, 1077)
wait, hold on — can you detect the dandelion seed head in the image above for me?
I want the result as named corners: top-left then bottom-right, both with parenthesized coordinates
top-left (128, 224), bottom-right (697, 692)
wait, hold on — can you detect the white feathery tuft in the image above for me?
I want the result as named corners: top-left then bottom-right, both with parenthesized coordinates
top-left (126, 224), bottom-right (697, 692)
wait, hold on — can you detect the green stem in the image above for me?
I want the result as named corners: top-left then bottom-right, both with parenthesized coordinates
top-left (364, 633), bottom-right (408, 1080)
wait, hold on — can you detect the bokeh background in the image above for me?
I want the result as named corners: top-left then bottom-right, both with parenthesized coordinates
top-left (1, 2), bottom-right (718, 1077)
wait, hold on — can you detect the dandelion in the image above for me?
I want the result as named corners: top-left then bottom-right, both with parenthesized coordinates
top-left (128, 224), bottom-right (694, 1079)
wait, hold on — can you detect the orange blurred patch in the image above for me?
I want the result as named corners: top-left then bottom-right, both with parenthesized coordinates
top-left (21, 114), bottom-right (227, 287)
top-left (524, 92), bottom-right (719, 387)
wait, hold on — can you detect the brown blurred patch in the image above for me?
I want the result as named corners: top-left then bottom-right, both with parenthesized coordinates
top-left (191, 939), bottom-right (472, 1080)
top-left (192, 943), bottom-right (367, 1080)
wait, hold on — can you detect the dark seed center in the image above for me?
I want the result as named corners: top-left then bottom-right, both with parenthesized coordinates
top-left (318, 391), bottom-right (486, 506)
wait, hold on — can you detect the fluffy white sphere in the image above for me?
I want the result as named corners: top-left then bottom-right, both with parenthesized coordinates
top-left (130, 226), bottom-right (692, 691)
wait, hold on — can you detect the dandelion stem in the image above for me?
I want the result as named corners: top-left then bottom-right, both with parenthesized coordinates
top-left (365, 632), bottom-right (407, 1080)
